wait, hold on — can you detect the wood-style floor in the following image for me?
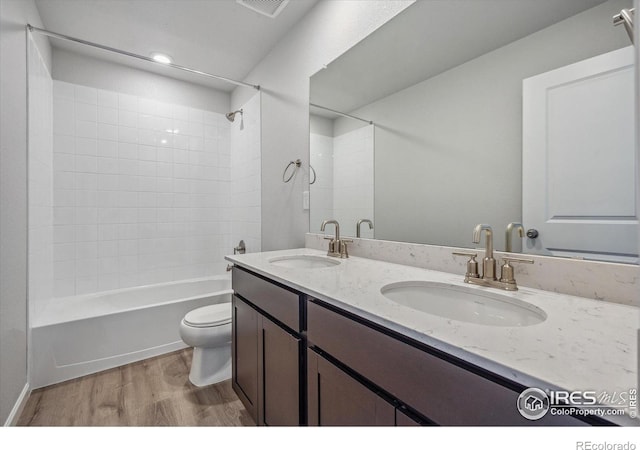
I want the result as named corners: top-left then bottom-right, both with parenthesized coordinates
top-left (17, 348), bottom-right (254, 426)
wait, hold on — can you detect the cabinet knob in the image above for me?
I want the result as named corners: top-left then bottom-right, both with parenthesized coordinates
top-left (526, 229), bottom-right (539, 239)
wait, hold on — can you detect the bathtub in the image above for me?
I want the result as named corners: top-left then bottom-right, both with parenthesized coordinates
top-left (31, 276), bottom-right (232, 388)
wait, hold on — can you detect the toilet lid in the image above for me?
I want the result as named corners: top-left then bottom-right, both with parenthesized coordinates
top-left (184, 303), bottom-right (231, 328)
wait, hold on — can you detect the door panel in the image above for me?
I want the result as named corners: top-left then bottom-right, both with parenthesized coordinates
top-left (260, 316), bottom-right (301, 426)
top-left (523, 46), bottom-right (637, 262)
top-left (232, 295), bottom-right (258, 420)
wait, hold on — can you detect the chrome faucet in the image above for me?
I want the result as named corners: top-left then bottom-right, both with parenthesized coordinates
top-left (321, 220), bottom-right (352, 258)
top-left (505, 222), bottom-right (525, 252)
top-left (452, 224), bottom-right (533, 291)
top-left (473, 224), bottom-right (496, 280)
top-left (226, 240), bottom-right (246, 271)
top-left (356, 219), bottom-right (373, 238)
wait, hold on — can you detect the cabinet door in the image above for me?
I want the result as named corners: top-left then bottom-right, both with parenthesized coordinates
top-left (307, 349), bottom-right (395, 426)
top-left (232, 295), bottom-right (258, 422)
top-left (258, 316), bottom-right (301, 426)
top-left (396, 409), bottom-right (421, 426)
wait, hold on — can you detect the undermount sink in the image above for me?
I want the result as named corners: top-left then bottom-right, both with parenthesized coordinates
top-left (381, 281), bottom-right (546, 327)
top-left (268, 255), bottom-right (341, 269)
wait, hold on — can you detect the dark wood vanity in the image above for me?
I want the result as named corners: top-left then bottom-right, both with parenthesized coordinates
top-left (231, 265), bottom-right (609, 426)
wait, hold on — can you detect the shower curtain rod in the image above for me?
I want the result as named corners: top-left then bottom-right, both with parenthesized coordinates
top-left (27, 24), bottom-right (260, 91)
top-left (310, 103), bottom-right (373, 125)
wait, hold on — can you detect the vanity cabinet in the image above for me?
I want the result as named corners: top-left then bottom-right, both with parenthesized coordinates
top-left (231, 267), bottom-right (304, 426)
top-left (232, 266), bottom-right (600, 427)
top-left (306, 299), bottom-right (588, 426)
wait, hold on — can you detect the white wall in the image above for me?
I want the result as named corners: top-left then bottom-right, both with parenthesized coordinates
top-left (231, 92), bottom-right (262, 254)
top-left (309, 114), bottom-right (334, 234)
top-left (0, 0), bottom-right (51, 426)
top-left (344, 0), bottom-right (632, 250)
top-left (310, 120), bottom-right (375, 237)
top-left (636, 0), bottom-right (640, 277)
top-left (53, 48), bottom-right (229, 115)
top-left (333, 125), bottom-right (374, 238)
top-left (231, 0), bottom-right (414, 251)
top-left (50, 80), bottom-right (233, 298)
top-left (27, 35), bottom-right (54, 326)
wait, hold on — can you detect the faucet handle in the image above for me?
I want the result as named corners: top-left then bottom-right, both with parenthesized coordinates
top-left (499, 256), bottom-right (534, 289)
top-left (452, 251), bottom-right (477, 257)
top-left (339, 239), bottom-right (353, 259)
top-left (452, 251), bottom-right (480, 279)
top-left (502, 256), bottom-right (534, 265)
top-left (323, 236), bottom-right (339, 257)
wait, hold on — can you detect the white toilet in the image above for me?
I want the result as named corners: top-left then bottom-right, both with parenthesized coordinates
top-left (179, 302), bottom-right (232, 387)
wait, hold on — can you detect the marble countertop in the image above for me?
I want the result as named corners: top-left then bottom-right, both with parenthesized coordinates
top-left (226, 248), bottom-right (639, 426)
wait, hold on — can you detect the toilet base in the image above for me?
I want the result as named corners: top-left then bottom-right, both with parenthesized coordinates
top-left (189, 345), bottom-right (231, 387)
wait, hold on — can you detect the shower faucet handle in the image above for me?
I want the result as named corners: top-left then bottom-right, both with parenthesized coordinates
top-left (233, 240), bottom-right (246, 255)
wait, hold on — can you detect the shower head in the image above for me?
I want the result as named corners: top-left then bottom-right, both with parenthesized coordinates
top-left (226, 109), bottom-right (243, 122)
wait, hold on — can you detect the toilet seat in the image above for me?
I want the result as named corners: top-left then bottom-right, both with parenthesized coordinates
top-left (183, 303), bottom-right (231, 328)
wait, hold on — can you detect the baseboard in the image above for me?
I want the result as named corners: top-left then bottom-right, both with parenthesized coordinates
top-left (3, 383), bottom-right (30, 426)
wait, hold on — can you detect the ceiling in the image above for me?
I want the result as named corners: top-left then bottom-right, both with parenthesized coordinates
top-left (310, 0), bottom-right (611, 115)
top-left (35, 0), bottom-right (319, 92)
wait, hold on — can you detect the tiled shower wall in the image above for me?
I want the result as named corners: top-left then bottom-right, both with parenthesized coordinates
top-left (309, 132), bottom-right (334, 234)
top-left (52, 80), bottom-right (234, 296)
top-left (28, 36), bottom-right (54, 306)
top-left (309, 124), bottom-right (374, 237)
top-left (333, 125), bottom-right (374, 238)
top-left (231, 93), bottom-right (261, 253)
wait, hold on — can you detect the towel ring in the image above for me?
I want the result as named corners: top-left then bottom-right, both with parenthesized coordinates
top-left (310, 165), bottom-right (317, 185)
top-left (283, 159), bottom-right (301, 183)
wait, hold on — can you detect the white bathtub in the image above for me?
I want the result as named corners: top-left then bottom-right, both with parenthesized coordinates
top-left (31, 276), bottom-right (232, 388)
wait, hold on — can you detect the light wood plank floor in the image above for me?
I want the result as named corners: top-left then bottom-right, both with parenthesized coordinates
top-left (17, 348), bottom-right (254, 426)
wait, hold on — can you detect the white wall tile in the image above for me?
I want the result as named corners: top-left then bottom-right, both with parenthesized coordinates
top-left (53, 98), bottom-right (75, 135)
top-left (118, 110), bottom-right (138, 128)
top-left (98, 89), bottom-right (118, 108)
top-left (76, 102), bottom-right (97, 122)
top-left (118, 93), bottom-right (138, 112)
top-left (98, 106), bottom-right (118, 125)
top-left (49, 82), bottom-right (239, 296)
top-left (98, 123), bottom-right (118, 141)
top-left (75, 85), bottom-right (97, 104)
top-left (53, 80), bottom-right (74, 99)
top-left (76, 137), bottom-right (97, 156)
top-left (118, 126), bottom-right (138, 144)
top-left (76, 120), bottom-right (97, 139)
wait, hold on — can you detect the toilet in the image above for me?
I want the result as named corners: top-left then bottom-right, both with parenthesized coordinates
top-left (179, 302), bottom-right (232, 387)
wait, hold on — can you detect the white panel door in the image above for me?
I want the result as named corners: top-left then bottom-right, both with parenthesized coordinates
top-left (522, 46), bottom-right (637, 263)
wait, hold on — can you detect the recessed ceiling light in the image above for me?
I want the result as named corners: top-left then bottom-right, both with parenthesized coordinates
top-left (151, 53), bottom-right (172, 64)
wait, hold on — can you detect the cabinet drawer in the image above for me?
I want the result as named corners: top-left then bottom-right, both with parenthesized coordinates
top-left (232, 267), bottom-right (301, 331)
top-left (307, 300), bottom-right (586, 426)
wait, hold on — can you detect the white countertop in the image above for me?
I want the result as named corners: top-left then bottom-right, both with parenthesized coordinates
top-left (226, 248), bottom-right (639, 426)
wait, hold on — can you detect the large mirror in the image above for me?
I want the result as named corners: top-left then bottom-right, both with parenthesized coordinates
top-left (309, 0), bottom-right (637, 263)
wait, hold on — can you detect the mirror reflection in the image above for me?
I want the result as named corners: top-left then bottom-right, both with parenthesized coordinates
top-left (309, 104), bottom-right (375, 238)
top-left (309, 0), bottom-right (637, 263)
